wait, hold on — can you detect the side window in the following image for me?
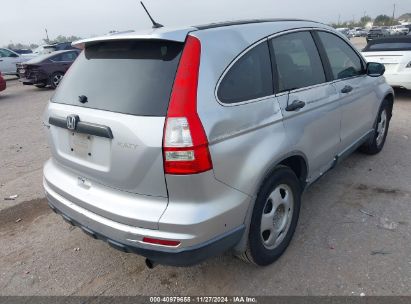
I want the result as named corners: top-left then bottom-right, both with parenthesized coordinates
top-left (270, 32), bottom-right (326, 92)
top-left (218, 42), bottom-right (273, 104)
top-left (0, 49), bottom-right (14, 58)
top-left (61, 52), bottom-right (78, 61)
top-left (318, 31), bottom-right (364, 80)
top-left (51, 54), bottom-right (63, 62)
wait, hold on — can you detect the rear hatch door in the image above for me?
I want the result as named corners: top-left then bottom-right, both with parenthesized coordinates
top-left (46, 39), bottom-right (185, 198)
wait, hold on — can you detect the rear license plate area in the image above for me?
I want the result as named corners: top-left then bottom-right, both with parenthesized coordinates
top-left (69, 133), bottom-right (93, 158)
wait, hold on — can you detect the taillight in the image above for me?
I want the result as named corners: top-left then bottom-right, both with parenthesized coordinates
top-left (163, 36), bottom-right (213, 175)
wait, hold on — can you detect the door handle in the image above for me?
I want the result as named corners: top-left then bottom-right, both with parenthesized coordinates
top-left (341, 85), bottom-right (353, 93)
top-left (286, 100), bottom-right (306, 112)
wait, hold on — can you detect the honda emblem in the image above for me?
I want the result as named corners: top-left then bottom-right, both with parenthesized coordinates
top-left (67, 115), bottom-right (79, 130)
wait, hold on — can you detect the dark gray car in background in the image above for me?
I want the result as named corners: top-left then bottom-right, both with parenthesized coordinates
top-left (18, 50), bottom-right (80, 89)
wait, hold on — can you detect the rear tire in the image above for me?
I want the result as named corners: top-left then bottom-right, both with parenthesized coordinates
top-left (239, 166), bottom-right (301, 266)
top-left (360, 100), bottom-right (391, 155)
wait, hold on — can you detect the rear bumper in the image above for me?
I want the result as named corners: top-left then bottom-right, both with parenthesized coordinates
top-left (19, 77), bottom-right (47, 85)
top-left (47, 194), bottom-right (244, 266)
top-left (43, 159), bottom-right (250, 266)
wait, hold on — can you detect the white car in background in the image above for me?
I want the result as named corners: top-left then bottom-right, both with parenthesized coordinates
top-left (32, 45), bottom-right (56, 55)
top-left (391, 25), bottom-right (409, 36)
top-left (362, 37), bottom-right (411, 90)
top-left (0, 48), bottom-right (35, 75)
top-left (336, 27), bottom-right (352, 38)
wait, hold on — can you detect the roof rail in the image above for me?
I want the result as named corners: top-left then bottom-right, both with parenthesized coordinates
top-left (194, 19), bottom-right (322, 30)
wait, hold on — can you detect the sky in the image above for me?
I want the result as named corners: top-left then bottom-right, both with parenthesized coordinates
top-left (0, 0), bottom-right (410, 46)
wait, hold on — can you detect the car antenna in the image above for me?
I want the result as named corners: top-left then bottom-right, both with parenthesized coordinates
top-left (140, 1), bottom-right (164, 29)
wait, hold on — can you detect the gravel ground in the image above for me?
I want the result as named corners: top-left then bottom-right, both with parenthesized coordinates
top-left (0, 49), bottom-right (410, 296)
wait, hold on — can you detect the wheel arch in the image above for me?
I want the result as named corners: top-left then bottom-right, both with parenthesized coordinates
top-left (233, 151), bottom-right (309, 254)
top-left (383, 92), bottom-right (394, 119)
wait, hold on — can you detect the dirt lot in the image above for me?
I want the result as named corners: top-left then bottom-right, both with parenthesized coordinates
top-left (1, 64), bottom-right (411, 295)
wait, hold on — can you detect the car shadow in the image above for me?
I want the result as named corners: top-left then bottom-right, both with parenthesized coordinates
top-left (393, 88), bottom-right (411, 99)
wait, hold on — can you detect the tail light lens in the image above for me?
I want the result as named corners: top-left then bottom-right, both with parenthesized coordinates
top-left (163, 36), bottom-right (213, 175)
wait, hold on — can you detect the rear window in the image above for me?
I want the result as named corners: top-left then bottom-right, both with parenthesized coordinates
top-left (52, 40), bottom-right (183, 116)
top-left (363, 42), bottom-right (411, 52)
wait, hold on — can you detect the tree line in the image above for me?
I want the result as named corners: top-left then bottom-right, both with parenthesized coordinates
top-left (4, 35), bottom-right (82, 50)
top-left (332, 13), bottom-right (410, 28)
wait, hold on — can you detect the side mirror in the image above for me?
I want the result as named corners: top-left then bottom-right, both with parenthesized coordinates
top-left (367, 62), bottom-right (385, 77)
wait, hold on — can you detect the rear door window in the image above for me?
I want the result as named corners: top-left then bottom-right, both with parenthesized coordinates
top-left (270, 32), bottom-right (326, 92)
top-left (51, 52), bottom-right (79, 62)
top-left (51, 40), bottom-right (184, 116)
top-left (217, 42), bottom-right (273, 104)
top-left (60, 52), bottom-right (78, 61)
top-left (318, 31), bottom-right (364, 80)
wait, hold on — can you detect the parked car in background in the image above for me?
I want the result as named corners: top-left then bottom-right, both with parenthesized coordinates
top-left (41, 42), bottom-right (79, 54)
top-left (388, 26), bottom-right (396, 36)
top-left (51, 42), bottom-right (79, 51)
top-left (353, 28), bottom-right (368, 37)
top-left (399, 26), bottom-right (410, 35)
top-left (43, 20), bottom-right (393, 267)
top-left (336, 27), bottom-right (352, 38)
top-left (0, 48), bottom-right (35, 75)
top-left (391, 25), bottom-right (410, 36)
top-left (0, 72), bottom-right (6, 92)
top-left (362, 36), bottom-right (411, 90)
top-left (12, 49), bottom-right (33, 55)
top-left (32, 45), bottom-right (55, 55)
top-left (367, 28), bottom-right (390, 42)
top-left (17, 49), bottom-right (80, 89)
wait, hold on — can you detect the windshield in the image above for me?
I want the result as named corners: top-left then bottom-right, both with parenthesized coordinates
top-left (51, 40), bottom-right (184, 117)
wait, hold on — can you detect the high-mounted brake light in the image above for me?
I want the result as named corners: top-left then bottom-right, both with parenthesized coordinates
top-left (163, 36), bottom-right (213, 175)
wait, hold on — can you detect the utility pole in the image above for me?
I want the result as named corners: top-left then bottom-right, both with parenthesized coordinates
top-left (338, 14), bottom-right (341, 26)
top-left (392, 3), bottom-right (396, 25)
top-left (45, 28), bottom-right (50, 43)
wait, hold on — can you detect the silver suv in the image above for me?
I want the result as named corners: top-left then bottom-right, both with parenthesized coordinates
top-left (43, 19), bottom-right (394, 267)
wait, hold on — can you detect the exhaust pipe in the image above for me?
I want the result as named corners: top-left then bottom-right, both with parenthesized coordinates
top-left (145, 258), bottom-right (157, 269)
